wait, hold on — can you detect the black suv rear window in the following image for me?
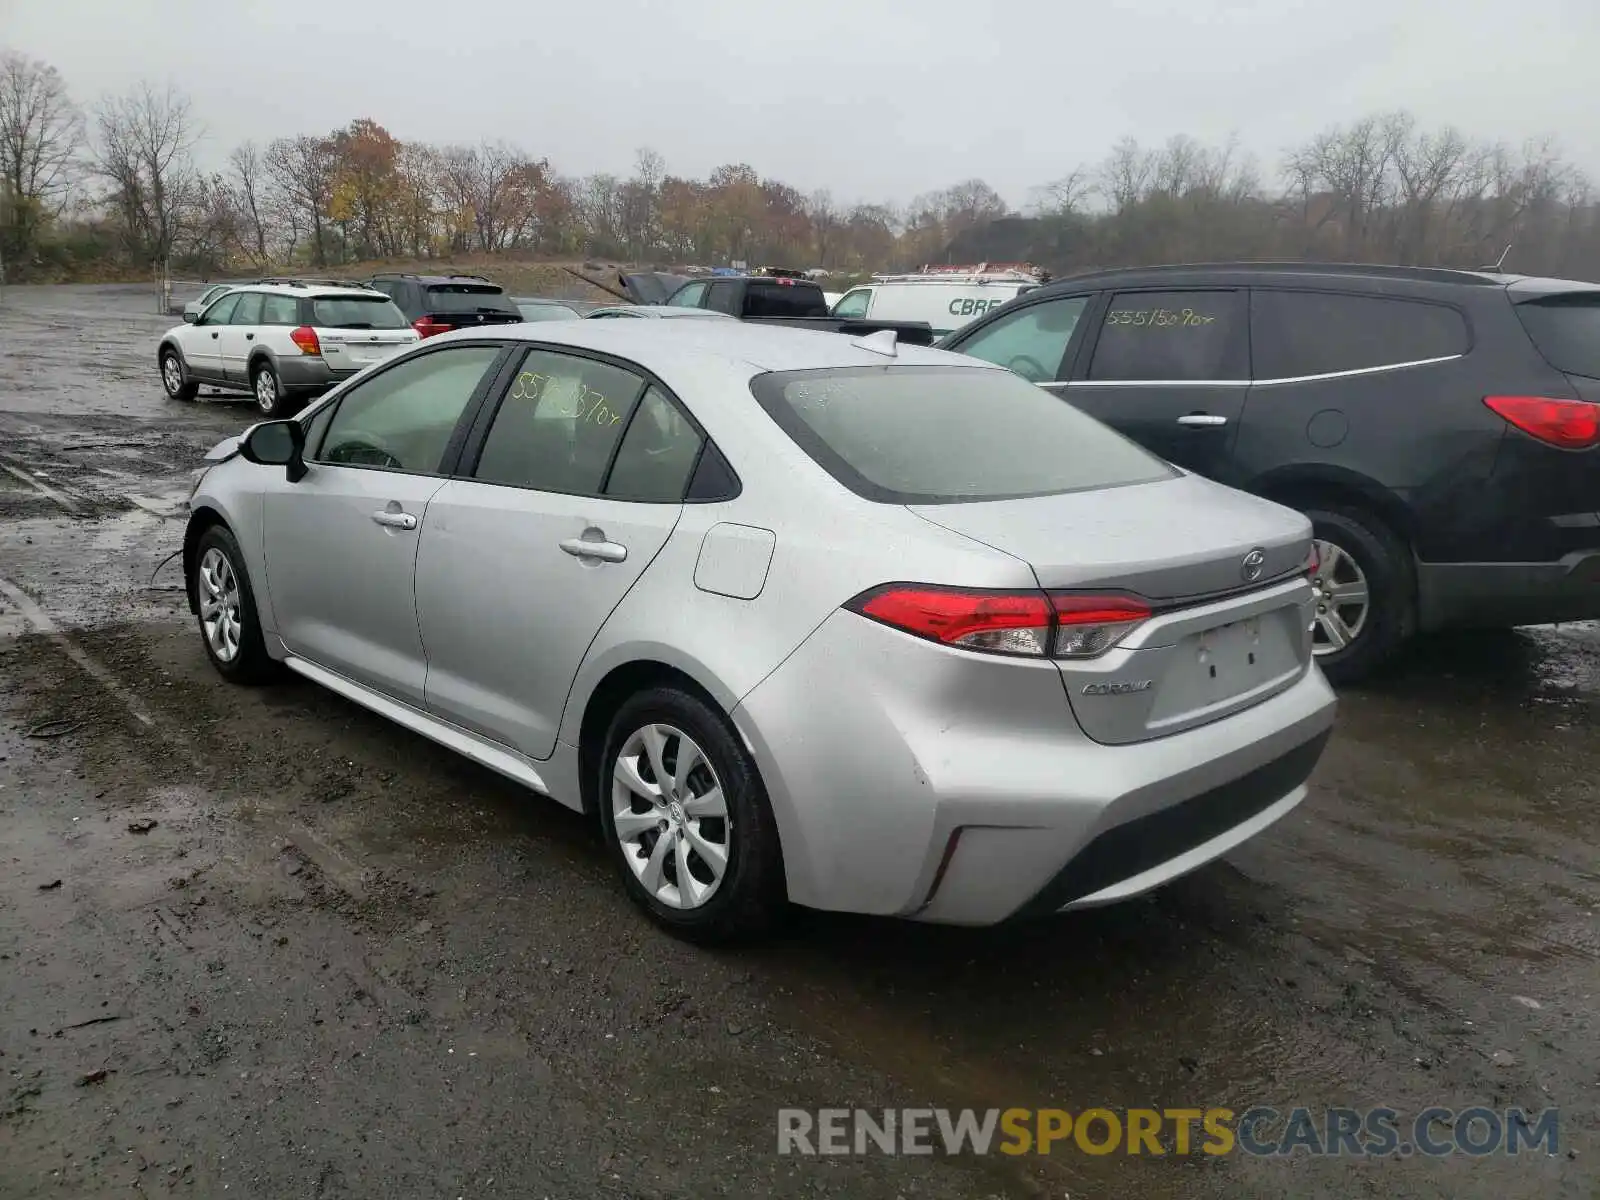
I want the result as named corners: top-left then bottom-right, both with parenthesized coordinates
top-left (1513, 294), bottom-right (1600, 379)
top-left (750, 365), bottom-right (1173, 504)
top-left (425, 284), bottom-right (519, 315)
top-left (1252, 290), bottom-right (1469, 379)
top-left (745, 280), bottom-right (827, 318)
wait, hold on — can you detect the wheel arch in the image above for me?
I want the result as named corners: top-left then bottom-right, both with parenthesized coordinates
top-left (246, 345), bottom-right (280, 378)
top-left (1247, 463), bottom-right (1416, 547)
top-left (182, 505), bottom-right (231, 614)
top-left (157, 337), bottom-right (185, 369)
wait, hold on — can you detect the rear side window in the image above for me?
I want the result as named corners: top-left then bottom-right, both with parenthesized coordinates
top-left (604, 387), bottom-right (704, 502)
top-left (261, 294), bottom-right (300, 325)
top-left (1252, 291), bottom-right (1469, 379)
top-left (1089, 290), bottom-right (1246, 382)
top-left (750, 365), bottom-right (1173, 504)
top-left (1513, 294), bottom-right (1600, 379)
top-left (745, 281), bottom-right (826, 318)
top-left (705, 282), bottom-right (741, 315)
top-left (424, 284), bottom-right (519, 316)
top-left (311, 295), bottom-right (409, 329)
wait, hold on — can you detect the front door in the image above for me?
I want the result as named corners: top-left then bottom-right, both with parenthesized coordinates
top-left (1057, 288), bottom-right (1250, 483)
top-left (416, 348), bottom-right (704, 758)
top-left (185, 292), bottom-right (239, 381)
top-left (259, 342), bottom-right (506, 705)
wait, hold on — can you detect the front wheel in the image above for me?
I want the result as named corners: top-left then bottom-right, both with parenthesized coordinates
top-left (191, 524), bottom-right (277, 684)
top-left (1304, 505), bottom-right (1412, 684)
top-left (598, 686), bottom-right (785, 942)
top-left (161, 349), bottom-right (198, 401)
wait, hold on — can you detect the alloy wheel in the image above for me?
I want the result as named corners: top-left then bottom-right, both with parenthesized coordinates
top-left (254, 369), bottom-right (277, 413)
top-left (1310, 538), bottom-right (1370, 655)
top-left (162, 355), bottom-right (184, 397)
top-left (612, 723), bottom-right (731, 909)
top-left (197, 546), bottom-right (243, 662)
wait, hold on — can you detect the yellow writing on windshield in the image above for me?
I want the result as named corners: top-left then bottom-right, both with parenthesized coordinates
top-left (1106, 308), bottom-right (1216, 328)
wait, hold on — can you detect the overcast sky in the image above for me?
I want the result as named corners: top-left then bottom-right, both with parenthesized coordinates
top-left (3, 0), bottom-right (1597, 206)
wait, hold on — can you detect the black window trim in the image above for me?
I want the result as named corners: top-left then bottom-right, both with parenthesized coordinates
top-left (453, 341), bottom-right (741, 505)
top-left (1243, 285), bottom-right (1475, 387)
top-left (301, 339), bottom-right (520, 477)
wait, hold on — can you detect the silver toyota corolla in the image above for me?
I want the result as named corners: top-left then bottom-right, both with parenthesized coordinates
top-left (184, 320), bottom-right (1336, 940)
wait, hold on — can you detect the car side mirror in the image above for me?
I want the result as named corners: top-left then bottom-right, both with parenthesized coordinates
top-left (239, 420), bottom-right (307, 482)
top-left (183, 311), bottom-right (199, 323)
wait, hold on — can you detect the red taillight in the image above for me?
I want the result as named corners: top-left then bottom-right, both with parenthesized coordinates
top-left (1484, 395), bottom-right (1600, 449)
top-left (847, 586), bottom-right (1149, 659)
top-left (289, 326), bottom-right (321, 356)
top-left (413, 317), bottom-right (451, 339)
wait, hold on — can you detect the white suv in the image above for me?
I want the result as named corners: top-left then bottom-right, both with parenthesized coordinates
top-left (157, 281), bottom-right (420, 417)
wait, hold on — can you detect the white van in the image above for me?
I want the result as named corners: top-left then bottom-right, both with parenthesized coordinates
top-left (829, 264), bottom-right (1045, 339)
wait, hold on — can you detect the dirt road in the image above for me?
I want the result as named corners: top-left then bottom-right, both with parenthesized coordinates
top-left (1, 285), bottom-right (1595, 1198)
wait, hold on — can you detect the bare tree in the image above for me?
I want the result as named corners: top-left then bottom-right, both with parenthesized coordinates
top-left (1031, 166), bottom-right (1093, 216)
top-left (0, 51), bottom-right (84, 267)
top-left (225, 141), bottom-right (272, 266)
top-left (805, 189), bottom-right (841, 264)
top-left (92, 83), bottom-right (198, 265)
top-left (266, 134), bottom-right (337, 265)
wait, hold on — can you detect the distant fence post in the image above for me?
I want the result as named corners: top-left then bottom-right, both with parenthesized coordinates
top-left (154, 258), bottom-right (171, 314)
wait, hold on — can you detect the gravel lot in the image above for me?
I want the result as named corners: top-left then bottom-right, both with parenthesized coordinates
top-left (1, 283), bottom-right (1596, 1198)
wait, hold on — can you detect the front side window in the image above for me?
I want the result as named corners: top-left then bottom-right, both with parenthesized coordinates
top-left (954, 296), bottom-right (1088, 383)
top-left (604, 387), bottom-right (704, 502)
top-left (311, 294), bottom-right (409, 330)
top-left (666, 282), bottom-right (707, 308)
top-left (229, 292), bottom-right (263, 325)
top-left (751, 365), bottom-right (1173, 504)
top-left (1088, 290), bottom-right (1246, 382)
top-left (472, 349), bottom-right (646, 495)
top-left (832, 289), bottom-right (871, 319)
top-left (315, 345), bottom-right (501, 472)
top-left (1252, 290), bottom-right (1469, 379)
top-left (202, 293), bottom-right (240, 325)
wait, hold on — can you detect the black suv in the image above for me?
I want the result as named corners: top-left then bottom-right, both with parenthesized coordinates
top-left (366, 273), bottom-right (523, 338)
top-left (940, 262), bottom-right (1600, 681)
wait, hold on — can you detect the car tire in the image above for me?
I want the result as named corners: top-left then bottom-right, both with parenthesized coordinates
top-left (598, 685), bottom-right (785, 942)
top-left (160, 348), bottom-right (198, 401)
top-left (191, 524), bottom-right (277, 684)
top-left (250, 359), bottom-right (290, 418)
top-left (1304, 504), bottom-right (1412, 684)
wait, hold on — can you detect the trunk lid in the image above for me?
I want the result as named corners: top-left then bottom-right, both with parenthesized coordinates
top-left (909, 472), bottom-right (1317, 744)
top-left (315, 328), bottom-right (419, 374)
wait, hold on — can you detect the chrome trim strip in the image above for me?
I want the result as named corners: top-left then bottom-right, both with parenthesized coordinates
top-left (1041, 353), bottom-right (1462, 390)
top-left (1248, 354), bottom-right (1463, 387)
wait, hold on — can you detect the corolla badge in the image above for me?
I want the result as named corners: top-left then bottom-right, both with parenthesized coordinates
top-left (1082, 679), bottom-right (1154, 696)
top-left (1241, 547), bottom-right (1267, 581)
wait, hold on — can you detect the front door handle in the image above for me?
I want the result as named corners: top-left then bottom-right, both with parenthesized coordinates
top-left (371, 510), bottom-right (418, 530)
top-left (210, 332), bottom-right (219, 339)
top-left (1177, 413), bottom-right (1228, 427)
top-left (245, 333), bottom-right (254, 341)
top-left (560, 537), bottom-right (627, 563)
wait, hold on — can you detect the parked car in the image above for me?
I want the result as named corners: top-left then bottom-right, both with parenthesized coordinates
top-left (182, 319), bottom-right (1335, 940)
top-left (367, 272), bottom-right (523, 338)
top-left (182, 282), bottom-right (239, 321)
top-left (652, 272), bottom-right (937, 345)
top-left (583, 306), bottom-right (732, 320)
top-left (513, 297), bottom-right (581, 322)
top-left (158, 281), bottom-right (419, 417)
top-left (831, 263), bottom-right (1044, 338)
top-left (939, 262), bottom-right (1600, 681)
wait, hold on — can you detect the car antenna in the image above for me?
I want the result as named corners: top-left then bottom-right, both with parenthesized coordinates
top-left (1480, 243), bottom-right (1513, 273)
top-left (850, 329), bottom-right (899, 357)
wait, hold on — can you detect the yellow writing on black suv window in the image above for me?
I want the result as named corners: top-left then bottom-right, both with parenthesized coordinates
top-left (1105, 307), bottom-right (1216, 329)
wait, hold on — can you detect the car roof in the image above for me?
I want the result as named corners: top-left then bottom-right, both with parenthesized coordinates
top-left (428, 314), bottom-right (992, 373)
top-left (1028, 261), bottom-right (1531, 295)
top-left (586, 306), bottom-right (731, 319)
top-left (234, 283), bottom-right (386, 299)
top-left (372, 272), bottom-right (501, 286)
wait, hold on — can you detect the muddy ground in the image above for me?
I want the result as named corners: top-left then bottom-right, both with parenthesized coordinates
top-left (0, 284), bottom-right (1595, 1199)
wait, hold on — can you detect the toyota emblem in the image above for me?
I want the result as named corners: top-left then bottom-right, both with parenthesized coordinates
top-left (1241, 548), bottom-right (1267, 581)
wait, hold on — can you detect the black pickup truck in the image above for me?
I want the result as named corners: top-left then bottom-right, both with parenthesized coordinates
top-left (616, 271), bottom-right (936, 345)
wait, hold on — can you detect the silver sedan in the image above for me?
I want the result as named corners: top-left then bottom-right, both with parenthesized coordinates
top-left (183, 321), bottom-right (1336, 940)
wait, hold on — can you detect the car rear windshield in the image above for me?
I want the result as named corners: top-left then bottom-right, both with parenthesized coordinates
top-left (750, 365), bottom-right (1175, 504)
top-left (425, 284), bottom-right (520, 315)
top-left (1514, 293), bottom-right (1600, 379)
top-left (745, 281), bottom-right (828, 318)
top-left (310, 295), bottom-right (409, 329)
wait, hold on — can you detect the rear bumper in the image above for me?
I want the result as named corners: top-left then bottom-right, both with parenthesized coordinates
top-left (275, 355), bottom-right (341, 392)
top-left (1416, 550), bottom-right (1600, 630)
top-left (732, 609), bottom-right (1337, 926)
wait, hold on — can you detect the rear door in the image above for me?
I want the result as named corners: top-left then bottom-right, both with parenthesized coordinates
top-left (1063, 289), bottom-right (1250, 481)
top-left (219, 290), bottom-right (264, 383)
top-left (415, 348), bottom-right (699, 758)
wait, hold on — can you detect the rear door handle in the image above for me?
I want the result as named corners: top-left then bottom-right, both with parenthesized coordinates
top-left (371, 510), bottom-right (418, 530)
top-left (560, 537), bottom-right (627, 563)
top-left (1177, 414), bottom-right (1228, 427)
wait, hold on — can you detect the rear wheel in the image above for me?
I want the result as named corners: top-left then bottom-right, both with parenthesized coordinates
top-left (1304, 505), bottom-right (1411, 683)
top-left (161, 349), bottom-right (197, 401)
top-left (598, 686), bottom-right (785, 942)
top-left (250, 360), bottom-right (289, 417)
